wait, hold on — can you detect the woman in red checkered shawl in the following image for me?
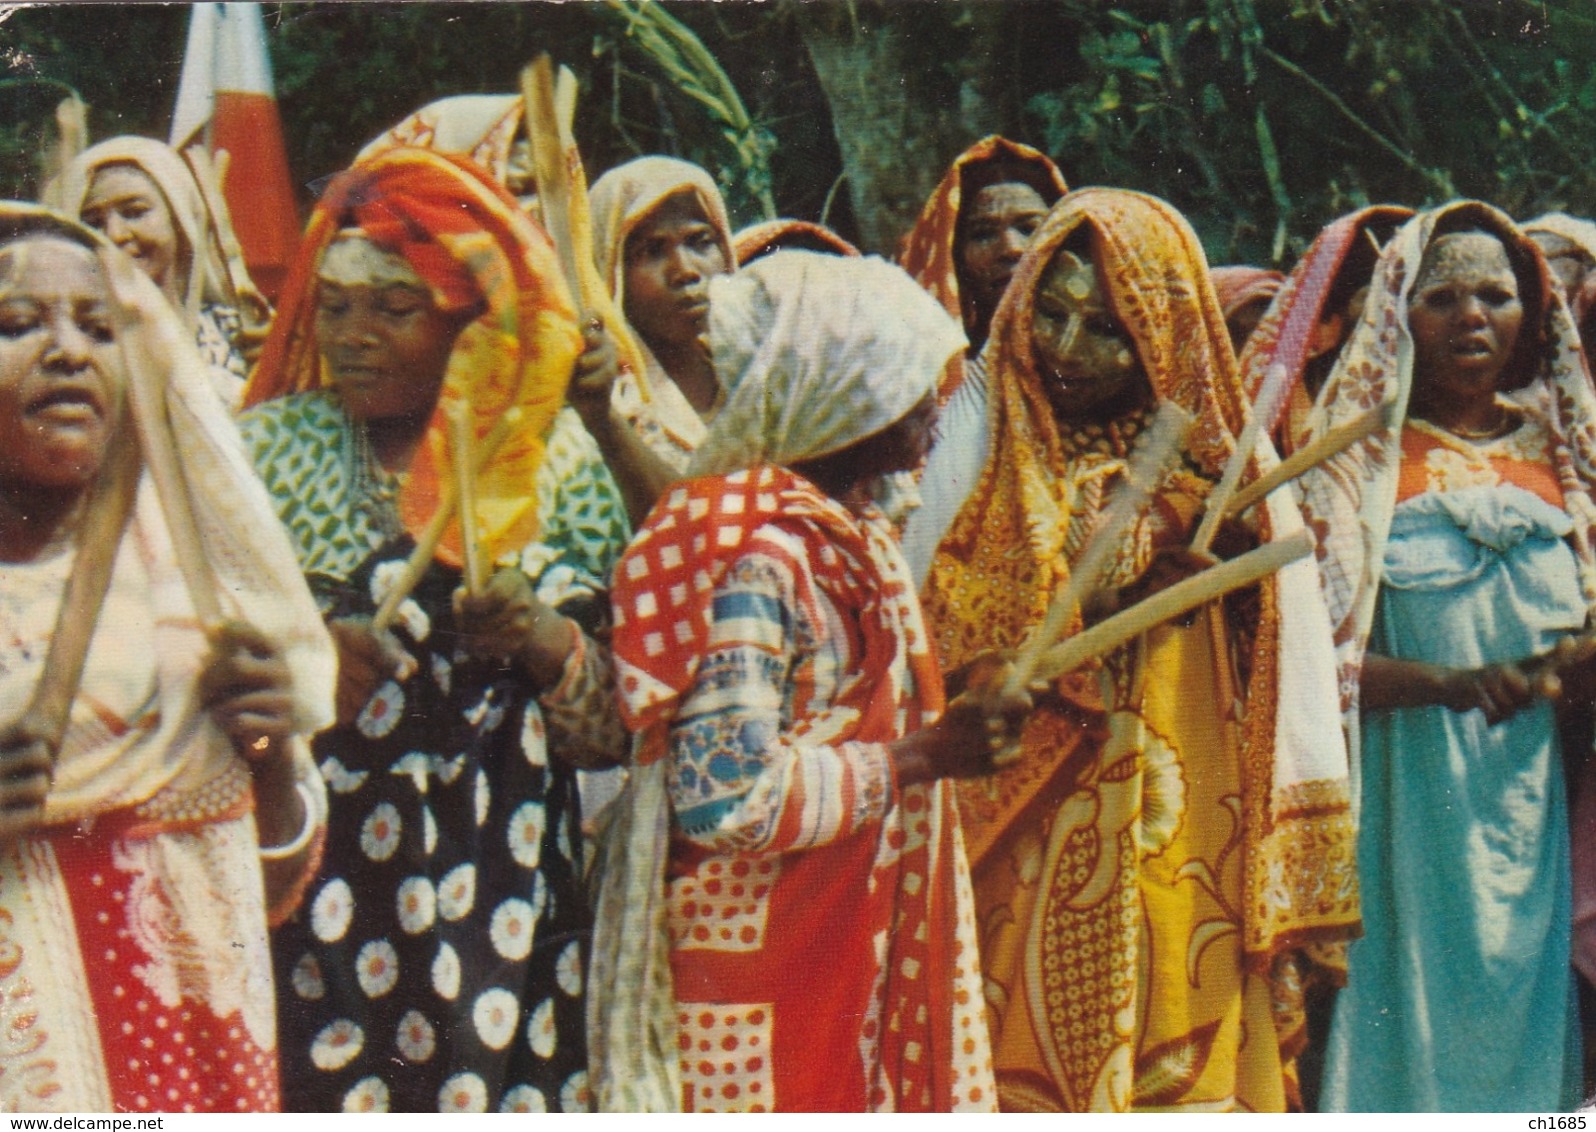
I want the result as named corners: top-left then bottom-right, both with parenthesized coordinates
top-left (603, 250), bottom-right (1014, 1111)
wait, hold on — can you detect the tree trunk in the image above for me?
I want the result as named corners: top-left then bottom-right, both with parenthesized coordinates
top-left (796, 2), bottom-right (1012, 255)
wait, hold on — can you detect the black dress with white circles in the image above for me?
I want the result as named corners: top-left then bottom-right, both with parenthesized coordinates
top-left (274, 546), bottom-right (591, 1113)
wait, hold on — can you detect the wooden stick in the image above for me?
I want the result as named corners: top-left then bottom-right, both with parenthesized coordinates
top-left (447, 402), bottom-right (486, 596)
top-left (1191, 361), bottom-right (1292, 554)
top-left (19, 414), bottom-right (141, 752)
top-left (523, 55), bottom-right (587, 318)
top-left (112, 287), bottom-right (224, 626)
top-left (521, 53), bottom-right (652, 402)
top-left (1030, 531), bottom-right (1312, 691)
top-left (47, 94), bottom-right (88, 188)
top-left (372, 408), bottom-right (521, 632)
top-left (1223, 402), bottom-right (1394, 519)
top-left (1003, 401), bottom-right (1192, 698)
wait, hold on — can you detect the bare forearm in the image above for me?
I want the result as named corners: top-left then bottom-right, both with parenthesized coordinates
top-left (1360, 653), bottom-right (1457, 711)
top-left (583, 409), bottom-right (679, 527)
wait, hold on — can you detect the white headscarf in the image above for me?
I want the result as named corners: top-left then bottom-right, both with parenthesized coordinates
top-left (47, 136), bottom-right (262, 325)
top-left (688, 250), bottom-right (966, 477)
top-left (0, 204), bottom-right (334, 822)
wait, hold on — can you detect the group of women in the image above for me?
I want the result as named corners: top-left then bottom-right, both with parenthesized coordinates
top-left (1, 92), bottom-right (1593, 1113)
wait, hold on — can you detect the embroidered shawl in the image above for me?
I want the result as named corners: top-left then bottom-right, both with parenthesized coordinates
top-left (921, 187), bottom-right (1355, 962)
top-left (1238, 206), bottom-right (1415, 452)
top-left (1295, 201), bottom-right (1596, 725)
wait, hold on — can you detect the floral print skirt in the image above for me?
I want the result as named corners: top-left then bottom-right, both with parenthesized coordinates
top-left (273, 545), bottom-right (591, 1112)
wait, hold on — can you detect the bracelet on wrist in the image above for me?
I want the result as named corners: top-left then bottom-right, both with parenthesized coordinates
top-left (259, 781), bottom-right (318, 861)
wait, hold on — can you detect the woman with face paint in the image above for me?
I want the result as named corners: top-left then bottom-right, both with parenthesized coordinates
top-left (50, 137), bottom-right (272, 411)
top-left (239, 149), bottom-right (631, 1112)
top-left (915, 189), bottom-right (1356, 1112)
top-left (1299, 203), bottom-right (1596, 1111)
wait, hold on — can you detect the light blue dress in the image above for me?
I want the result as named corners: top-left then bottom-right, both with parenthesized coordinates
top-left (1322, 482), bottom-right (1585, 1111)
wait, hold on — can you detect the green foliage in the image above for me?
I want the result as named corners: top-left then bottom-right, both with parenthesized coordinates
top-left (0, 6), bottom-right (186, 198)
top-left (6, 1), bottom-right (1596, 267)
top-left (600, 1), bottom-right (777, 223)
top-left (1021, 0), bottom-right (1596, 264)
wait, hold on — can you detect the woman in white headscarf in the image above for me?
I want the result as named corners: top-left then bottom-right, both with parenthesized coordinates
top-left (0, 202), bottom-right (331, 1112)
top-left (49, 136), bottom-right (272, 410)
top-left (598, 251), bottom-right (1011, 1112)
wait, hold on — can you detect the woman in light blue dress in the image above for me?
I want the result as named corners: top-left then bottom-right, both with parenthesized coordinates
top-left (1299, 201), bottom-right (1596, 1111)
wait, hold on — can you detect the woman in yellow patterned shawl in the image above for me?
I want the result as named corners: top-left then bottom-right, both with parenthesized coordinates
top-left (919, 188), bottom-right (1357, 1112)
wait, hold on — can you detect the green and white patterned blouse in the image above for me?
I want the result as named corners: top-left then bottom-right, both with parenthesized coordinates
top-left (238, 391), bottom-right (632, 613)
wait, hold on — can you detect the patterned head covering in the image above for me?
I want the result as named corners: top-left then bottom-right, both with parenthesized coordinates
top-left (688, 250), bottom-right (964, 477)
top-left (47, 135), bottom-right (268, 328)
top-left (922, 186), bottom-right (1352, 962)
top-left (613, 250), bottom-right (961, 751)
top-left (732, 218), bottom-right (859, 265)
top-left (242, 147), bottom-right (581, 570)
top-left (897, 136), bottom-right (1067, 400)
top-left (1525, 211), bottom-right (1596, 327)
top-left (1297, 200), bottom-right (1595, 717)
top-left (1524, 211), bottom-right (1596, 264)
top-left (1211, 265), bottom-right (1284, 320)
top-left (0, 202), bottom-right (334, 822)
top-left (1238, 206), bottom-right (1415, 451)
top-left (898, 136), bottom-right (1069, 336)
top-left (356, 95), bottom-right (529, 193)
top-left (924, 187), bottom-right (1247, 668)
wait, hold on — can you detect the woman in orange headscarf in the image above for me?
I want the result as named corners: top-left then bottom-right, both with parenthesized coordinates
top-left (899, 136), bottom-right (1067, 399)
top-left (239, 148), bottom-right (631, 1112)
top-left (918, 188), bottom-right (1357, 1112)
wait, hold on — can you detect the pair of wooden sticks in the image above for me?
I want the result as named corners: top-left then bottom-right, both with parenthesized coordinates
top-left (370, 407), bottom-right (523, 634)
top-left (992, 384), bottom-right (1394, 743)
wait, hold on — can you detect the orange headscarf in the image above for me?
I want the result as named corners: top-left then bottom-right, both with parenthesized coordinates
top-left (923, 187), bottom-right (1354, 964)
top-left (243, 147), bottom-right (580, 568)
top-left (732, 218), bottom-right (859, 265)
top-left (897, 136), bottom-right (1067, 398)
top-left (1211, 265), bottom-right (1284, 320)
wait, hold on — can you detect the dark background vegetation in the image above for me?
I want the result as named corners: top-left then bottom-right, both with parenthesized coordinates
top-left (3, 0), bottom-right (1595, 266)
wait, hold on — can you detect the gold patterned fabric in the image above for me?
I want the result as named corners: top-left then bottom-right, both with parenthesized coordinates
top-left (920, 188), bottom-right (1357, 1111)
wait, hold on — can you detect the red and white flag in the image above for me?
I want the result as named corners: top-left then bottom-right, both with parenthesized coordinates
top-left (170, 2), bottom-right (299, 300)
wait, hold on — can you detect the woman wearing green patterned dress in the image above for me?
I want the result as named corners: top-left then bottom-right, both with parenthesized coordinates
top-left (237, 148), bottom-right (630, 1112)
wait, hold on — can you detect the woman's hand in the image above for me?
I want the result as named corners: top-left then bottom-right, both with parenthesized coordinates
top-left (328, 616), bottom-right (408, 728)
top-left (0, 719), bottom-right (54, 840)
top-left (1438, 662), bottom-right (1546, 726)
top-left (1363, 637), bottom-right (1596, 727)
top-left (454, 568), bottom-right (574, 687)
top-left (891, 683), bottom-right (1032, 787)
top-left (198, 620), bottom-right (296, 757)
top-left (569, 318), bottom-right (621, 440)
